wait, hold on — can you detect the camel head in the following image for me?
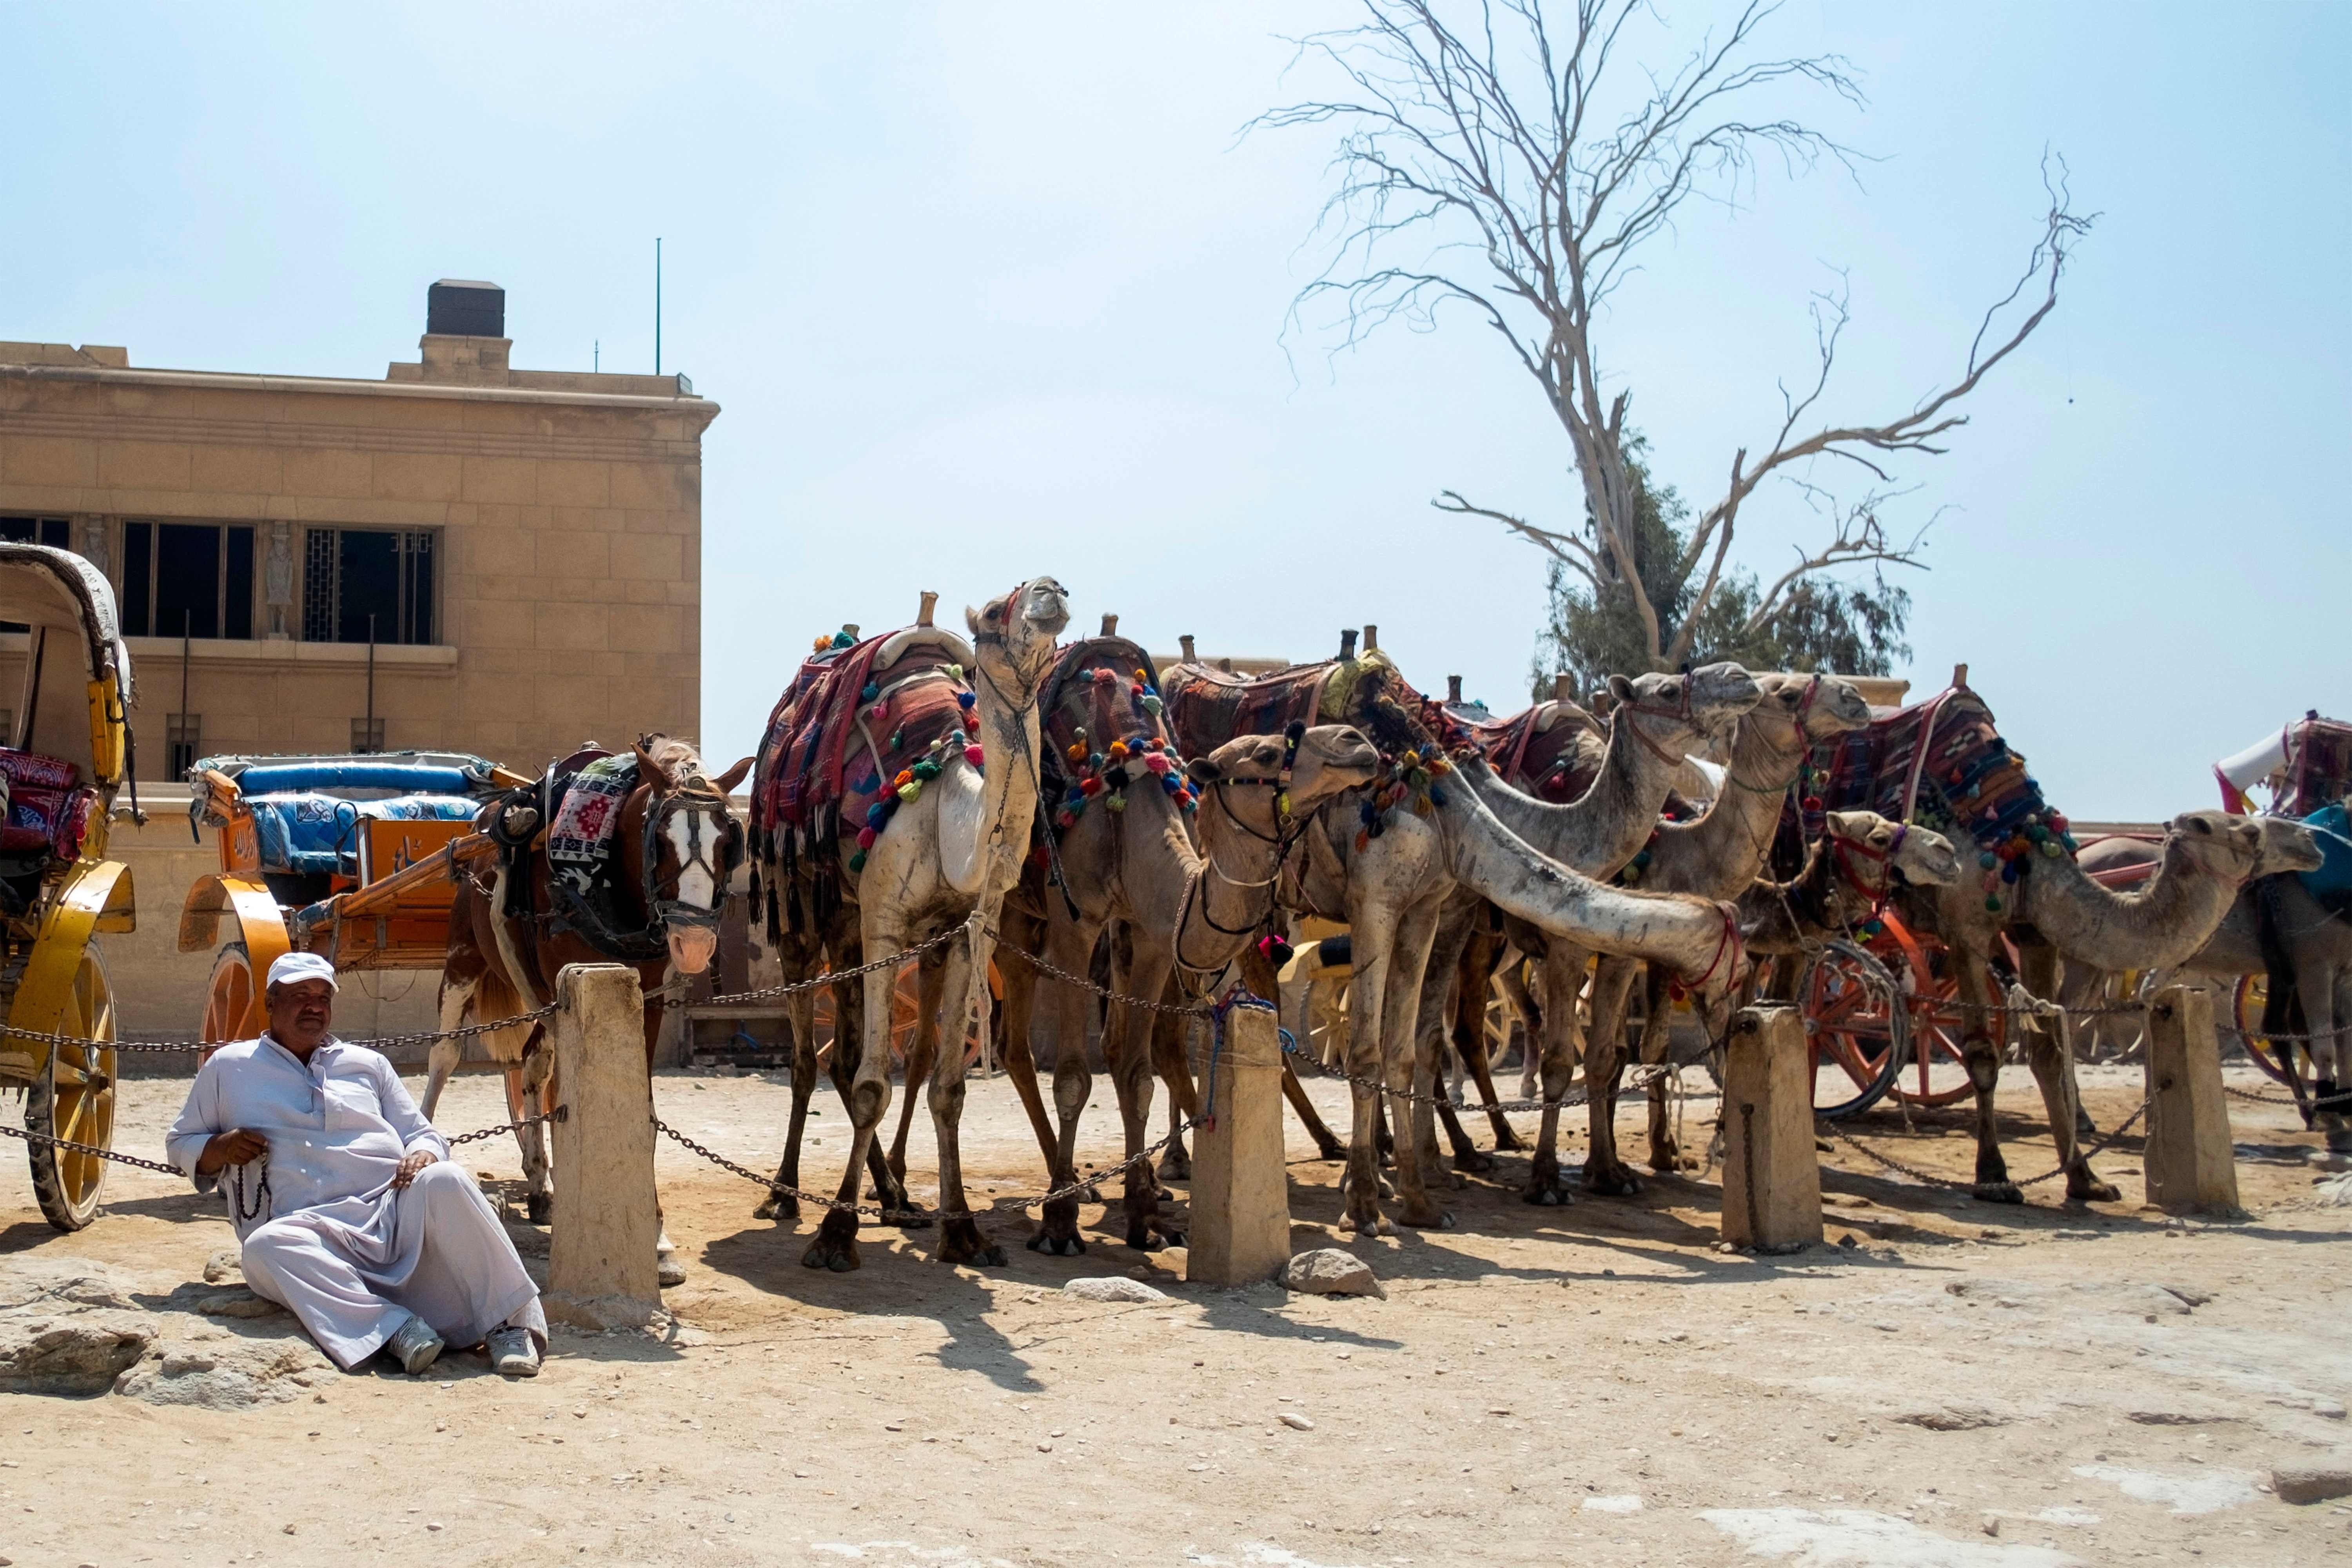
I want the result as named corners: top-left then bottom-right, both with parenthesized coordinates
top-left (967, 577), bottom-right (1072, 697)
top-left (1604, 662), bottom-right (1760, 757)
top-left (1185, 723), bottom-right (1381, 837)
top-left (1824, 809), bottom-right (1961, 889)
top-left (2251, 813), bottom-right (2326, 877)
top-left (630, 734), bottom-right (753, 978)
top-left (2162, 809), bottom-right (2272, 886)
top-left (1753, 671), bottom-right (1871, 746)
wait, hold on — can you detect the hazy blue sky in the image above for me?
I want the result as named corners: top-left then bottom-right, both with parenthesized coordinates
top-left (6, 3), bottom-right (2345, 818)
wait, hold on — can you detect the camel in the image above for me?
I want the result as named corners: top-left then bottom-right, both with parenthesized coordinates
top-left (1572, 673), bottom-right (1873, 1194)
top-left (1422, 665), bottom-right (1764, 1198)
top-left (995, 718), bottom-right (1381, 1254)
top-left (1738, 810), bottom-right (1966, 958)
top-left (2062, 824), bottom-right (2352, 1151)
top-left (752, 579), bottom-right (1071, 1272)
top-left (1910, 808), bottom-right (2321, 1201)
top-left (1168, 650), bottom-right (1758, 1236)
top-left (427, 735), bottom-right (750, 1285)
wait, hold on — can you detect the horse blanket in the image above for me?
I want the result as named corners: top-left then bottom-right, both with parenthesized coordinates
top-left (546, 754), bottom-right (636, 882)
top-left (1040, 636), bottom-right (1190, 831)
top-left (751, 624), bottom-right (980, 931)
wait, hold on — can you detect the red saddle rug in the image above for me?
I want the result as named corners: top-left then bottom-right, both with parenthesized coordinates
top-left (751, 624), bottom-right (983, 932)
top-left (1468, 699), bottom-right (1606, 804)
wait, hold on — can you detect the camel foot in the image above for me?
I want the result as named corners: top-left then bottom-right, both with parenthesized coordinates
top-left (657, 1253), bottom-right (686, 1288)
top-left (800, 1214), bottom-right (862, 1272)
top-left (2066, 1173), bottom-right (2123, 1203)
top-left (1972, 1181), bottom-right (2024, 1205)
top-left (1025, 1228), bottom-right (1086, 1256)
top-left (1523, 1176), bottom-right (1576, 1207)
top-left (1312, 1135), bottom-right (1347, 1163)
top-left (1450, 1148), bottom-right (1497, 1175)
top-left (1401, 1205), bottom-right (1457, 1230)
top-left (1026, 1196), bottom-right (1085, 1255)
top-left (938, 1218), bottom-right (1005, 1268)
top-left (1125, 1222), bottom-right (1186, 1252)
top-left (2324, 1118), bottom-right (2352, 1155)
top-left (1159, 1145), bottom-right (1192, 1181)
top-left (753, 1191), bottom-right (798, 1223)
top-left (524, 1192), bottom-right (553, 1225)
top-left (1490, 1128), bottom-right (1529, 1154)
top-left (1647, 1139), bottom-right (1681, 1173)
top-left (1582, 1165), bottom-right (1642, 1198)
top-left (2075, 1108), bottom-right (2098, 1138)
top-left (1340, 1210), bottom-right (1396, 1238)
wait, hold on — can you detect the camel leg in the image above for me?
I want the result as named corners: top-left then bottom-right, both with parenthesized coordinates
top-left (998, 922), bottom-right (1082, 1253)
top-left (1339, 897), bottom-right (1400, 1236)
top-left (1577, 956), bottom-right (1644, 1197)
top-left (757, 987), bottom-right (822, 1221)
top-left (1028, 918), bottom-right (1100, 1254)
top-left (1416, 905), bottom-right (1489, 1174)
top-left (1637, 965), bottom-right (1686, 1173)
top-left (931, 927), bottom-right (1002, 1267)
top-left (1386, 891), bottom-right (1454, 1229)
top-left (1110, 942), bottom-right (1180, 1249)
top-left (886, 962), bottom-right (943, 1187)
top-left (2013, 943), bottom-right (2117, 1202)
top-left (1280, 1057), bottom-right (1347, 1161)
top-left (803, 927), bottom-right (907, 1272)
top-left (1455, 923), bottom-right (1524, 1153)
top-left (2318, 969), bottom-right (2352, 1153)
top-left (1152, 1003), bottom-right (1197, 1179)
top-left (1524, 949), bottom-right (1589, 1204)
top-left (1498, 950), bottom-right (1543, 1100)
top-left (1954, 935), bottom-right (2021, 1203)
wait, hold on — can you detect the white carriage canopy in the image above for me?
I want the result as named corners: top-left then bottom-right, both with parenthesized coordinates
top-left (0, 543), bottom-right (135, 785)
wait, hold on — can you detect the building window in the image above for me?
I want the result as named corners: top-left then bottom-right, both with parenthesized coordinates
top-left (120, 522), bottom-right (256, 639)
top-left (303, 528), bottom-right (435, 645)
top-left (167, 714), bottom-right (202, 780)
top-left (350, 717), bottom-right (386, 755)
top-left (0, 520), bottom-right (74, 634)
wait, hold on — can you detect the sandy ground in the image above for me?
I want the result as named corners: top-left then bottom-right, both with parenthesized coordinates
top-left (5, 1058), bottom-right (2352, 1568)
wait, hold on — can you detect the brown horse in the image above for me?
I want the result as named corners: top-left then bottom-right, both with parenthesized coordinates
top-left (424, 735), bottom-right (749, 1282)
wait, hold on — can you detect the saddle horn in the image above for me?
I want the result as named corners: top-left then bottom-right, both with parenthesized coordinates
top-left (1446, 675), bottom-right (1462, 702)
top-left (1339, 629), bottom-right (1357, 660)
top-left (1100, 612), bottom-right (1118, 636)
top-left (1362, 624), bottom-right (1378, 652)
top-left (1179, 633), bottom-right (1196, 662)
top-left (1553, 672), bottom-right (1574, 703)
top-left (917, 591), bottom-right (936, 628)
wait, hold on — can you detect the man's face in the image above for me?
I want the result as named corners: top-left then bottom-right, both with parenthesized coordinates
top-left (268, 978), bottom-right (336, 1051)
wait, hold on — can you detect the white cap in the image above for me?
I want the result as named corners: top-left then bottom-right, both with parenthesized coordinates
top-left (266, 951), bottom-right (339, 992)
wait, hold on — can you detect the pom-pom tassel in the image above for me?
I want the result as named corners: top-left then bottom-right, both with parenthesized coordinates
top-left (965, 745), bottom-right (986, 767)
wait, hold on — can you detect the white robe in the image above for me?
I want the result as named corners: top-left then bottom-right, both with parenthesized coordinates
top-left (166, 1034), bottom-right (545, 1371)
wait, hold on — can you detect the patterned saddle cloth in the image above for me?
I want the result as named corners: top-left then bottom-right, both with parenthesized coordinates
top-left (751, 622), bottom-right (982, 926)
top-left (1468, 700), bottom-right (1606, 804)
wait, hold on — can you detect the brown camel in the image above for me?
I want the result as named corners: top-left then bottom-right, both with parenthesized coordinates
top-left (1575, 673), bottom-right (1872, 1195)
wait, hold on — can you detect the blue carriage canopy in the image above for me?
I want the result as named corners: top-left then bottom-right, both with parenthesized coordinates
top-left (188, 751), bottom-right (504, 877)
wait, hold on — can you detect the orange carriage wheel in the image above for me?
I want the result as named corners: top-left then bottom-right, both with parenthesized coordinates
top-left (1797, 938), bottom-right (1908, 1118)
top-left (2230, 973), bottom-right (2297, 1085)
top-left (1869, 915), bottom-right (2001, 1107)
top-left (200, 941), bottom-right (264, 1063)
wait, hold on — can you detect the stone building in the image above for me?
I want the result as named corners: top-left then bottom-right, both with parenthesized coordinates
top-left (0, 279), bottom-right (718, 778)
top-left (0, 282), bottom-right (718, 1042)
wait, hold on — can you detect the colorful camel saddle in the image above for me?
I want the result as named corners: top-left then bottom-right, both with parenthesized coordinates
top-left (751, 621), bottom-right (984, 931)
top-left (1039, 636), bottom-right (1194, 832)
top-left (1468, 699), bottom-right (1606, 804)
top-left (1781, 683), bottom-right (2074, 905)
top-left (1165, 649), bottom-right (1467, 850)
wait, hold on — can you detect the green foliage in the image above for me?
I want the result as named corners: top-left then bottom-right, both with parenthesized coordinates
top-left (1530, 443), bottom-right (1911, 701)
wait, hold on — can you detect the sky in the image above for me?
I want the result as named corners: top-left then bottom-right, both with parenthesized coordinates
top-left (4, 2), bottom-right (2347, 820)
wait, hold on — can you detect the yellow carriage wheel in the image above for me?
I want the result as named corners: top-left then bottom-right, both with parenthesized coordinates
top-left (26, 946), bottom-right (118, 1232)
top-left (201, 941), bottom-right (263, 1054)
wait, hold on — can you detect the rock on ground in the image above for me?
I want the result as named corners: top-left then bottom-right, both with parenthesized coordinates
top-left (1, 1256), bottom-right (323, 1408)
top-left (113, 1336), bottom-right (332, 1410)
top-left (1062, 1276), bottom-right (1169, 1304)
top-left (1283, 1248), bottom-right (1385, 1299)
top-left (0, 1260), bottom-right (155, 1394)
top-left (2272, 1459), bottom-right (2352, 1506)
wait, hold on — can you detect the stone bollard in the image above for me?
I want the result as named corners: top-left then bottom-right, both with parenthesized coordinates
top-left (544, 963), bottom-right (662, 1328)
top-left (1186, 998), bottom-right (1290, 1286)
top-left (2143, 984), bottom-right (2240, 1216)
top-left (1720, 1005), bottom-right (1824, 1252)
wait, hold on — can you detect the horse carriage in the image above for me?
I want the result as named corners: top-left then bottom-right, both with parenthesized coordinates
top-left (0, 544), bottom-right (139, 1230)
top-left (177, 751), bottom-right (526, 1048)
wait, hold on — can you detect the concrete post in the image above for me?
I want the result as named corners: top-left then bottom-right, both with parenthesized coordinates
top-left (1185, 999), bottom-right (1290, 1286)
top-left (2143, 984), bottom-right (2240, 1216)
top-left (544, 963), bottom-right (662, 1328)
top-left (1721, 1004), bottom-right (1824, 1252)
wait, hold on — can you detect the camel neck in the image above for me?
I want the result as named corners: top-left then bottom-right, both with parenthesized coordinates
top-left (1650, 718), bottom-right (1806, 899)
top-left (1459, 720), bottom-right (1680, 880)
top-left (943, 651), bottom-right (1044, 899)
top-left (2014, 833), bottom-right (2241, 971)
top-left (1178, 791), bottom-right (1285, 970)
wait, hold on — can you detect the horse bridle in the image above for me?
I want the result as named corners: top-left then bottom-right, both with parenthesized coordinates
top-left (643, 779), bottom-right (743, 930)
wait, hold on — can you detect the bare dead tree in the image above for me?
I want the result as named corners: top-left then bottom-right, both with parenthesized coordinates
top-left (1257, 0), bottom-right (2093, 671)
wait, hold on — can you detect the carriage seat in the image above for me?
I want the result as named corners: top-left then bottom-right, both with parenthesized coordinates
top-left (0, 746), bottom-right (90, 862)
top-left (244, 791), bottom-right (483, 876)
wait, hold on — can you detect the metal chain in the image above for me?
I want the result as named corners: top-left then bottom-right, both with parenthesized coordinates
top-left (1817, 1092), bottom-right (2155, 1194)
top-left (0, 1120), bottom-right (184, 1176)
top-left (0, 1001), bottom-right (559, 1058)
top-left (991, 939), bottom-right (1218, 1019)
top-left (678, 913), bottom-right (985, 1011)
top-left (447, 1105), bottom-right (568, 1145)
top-left (2220, 1082), bottom-right (2303, 1107)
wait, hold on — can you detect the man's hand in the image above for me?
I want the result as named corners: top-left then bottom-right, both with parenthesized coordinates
top-left (392, 1149), bottom-right (440, 1189)
top-left (194, 1128), bottom-right (267, 1177)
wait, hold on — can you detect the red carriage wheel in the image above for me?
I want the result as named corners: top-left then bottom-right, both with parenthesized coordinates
top-left (1797, 938), bottom-right (1907, 1118)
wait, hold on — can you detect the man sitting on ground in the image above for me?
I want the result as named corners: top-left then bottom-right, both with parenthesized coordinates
top-left (166, 952), bottom-right (545, 1377)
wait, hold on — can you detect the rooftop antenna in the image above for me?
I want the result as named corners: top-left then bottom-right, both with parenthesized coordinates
top-left (655, 238), bottom-right (663, 376)
top-left (593, 339), bottom-right (600, 373)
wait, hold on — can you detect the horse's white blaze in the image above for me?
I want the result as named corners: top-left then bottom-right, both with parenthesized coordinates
top-left (664, 811), bottom-right (717, 912)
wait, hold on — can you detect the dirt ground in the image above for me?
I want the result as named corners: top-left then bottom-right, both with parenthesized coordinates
top-left (5, 1057), bottom-right (2351, 1568)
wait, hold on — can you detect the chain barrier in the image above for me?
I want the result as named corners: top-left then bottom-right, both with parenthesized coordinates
top-left (1816, 1092), bottom-right (2156, 1194)
top-left (669, 914), bottom-right (987, 1012)
top-left (2, 1104), bottom-right (570, 1180)
top-left (0, 1002), bottom-right (559, 1058)
top-left (1277, 1034), bottom-right (1699, 1116)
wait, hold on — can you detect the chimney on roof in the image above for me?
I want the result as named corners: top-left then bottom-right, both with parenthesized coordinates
top-left (428, 279), bottom-right (505, 337)
top-left (417, 279), bottom-right (512, 385)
